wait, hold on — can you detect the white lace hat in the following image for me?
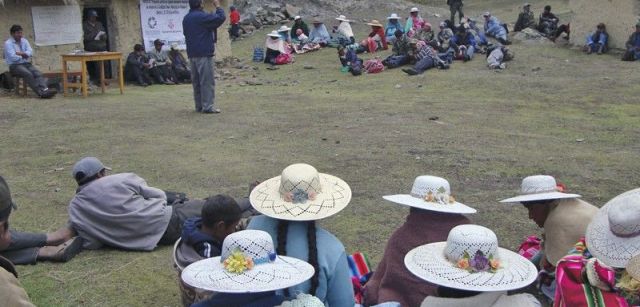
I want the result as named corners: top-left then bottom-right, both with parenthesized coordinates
top-left (181, 230), bottom-right (314, 293)
top-left (404, 224), bottom-right (538, 292)
top-left (586, 188), bottom-right (640, 268)
top-left (249, 163), bottom-right (352, 221)
top-left (278, 25), bottom-right (291, 32)
top-left (500, 175), bottom-right (581, 203)
top-left (267, 30), bottom-right (281, 38)
top-left (410, 7), bottom-right (419, 12)
top-left (335, 15), bottom-right (351, 22)
top-left (387, 13), bottom-right (400, 20)
top-left (383, 176), bottom-right (477, 214)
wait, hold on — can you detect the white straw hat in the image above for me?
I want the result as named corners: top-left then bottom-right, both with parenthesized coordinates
top-left (278, 25), bottom-right (291, 32)
top-left (181, 230), bottom-right (315, 293)
top-left (267, 30), bottom-right (281, 37)
top-left (410, 7), bottom-right (419, 13)
top-left (335, 15), bottom-right (351, 22)
top-left (500, 175), bottom-right (581, 203)
top-left (586, 188), bottom-right (640, 268)
top-left (294, 15), bottom-right (301, 20)
top-left (387, 13), bottom-right (400, 20)
top-left (383, 176), bottom-right (477, 214)
top-left (249, 163), bottom-right (352, 221)
top-left (405, 224), bottom-right (538, 292)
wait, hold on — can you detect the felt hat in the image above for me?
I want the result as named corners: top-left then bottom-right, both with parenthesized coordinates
top-left (0, 176), bottom-right (18, 215)
top-left (336, 15), bottom-right (351, 22)
top-left (249, 163), bottom-right (351, 221)
top-left (367, 20), bottom-right (383, 27)
top-left (267, 30), bottom-right (281, 38)
top-left (278, 25), bottom-right (291, 32)
top-left (383, 176), bottom-right (477, 214)
top-left (586, 188), bottom-right (640, 268)
top-left (500, 175), bottom-right (581, 203)
top-left (72, 157), bottom-right (111, 184)
top-left (410, 7), bottom-right (419, 13)
top-left (387, 13), bottom-right (400, 20)
top-left (404, 224), bottom-right (538, 292)
top-left (181, 230), bottom-right (314, 293)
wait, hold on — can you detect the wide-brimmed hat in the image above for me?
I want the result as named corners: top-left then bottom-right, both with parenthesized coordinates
top-left (500, 175), bottom-right (581, 203)
top-left (586, 188), bottom-right (640, 268)
top-left (383, 176), bottom-right (477, 214)
top-left (387, 13), bottom-right (400, 20)
top-left (278, 25), bottom-right (291, 32)
top-left (267, 30), bottom-right (281, 38)
top-left (181, 230), bottom-right (315, 293)
top-left (294, 15), bottom-right (301, 20)
top-left (405, 224), bottom-right (538, 292)
top-left (410, 7), bottom-right (419, 13)
top-left (336, 15), bottom-right (351, 22)
top-left (367, 20), bottom-right (383, 27)
top-left (249, 164), bottom-right (352, 221)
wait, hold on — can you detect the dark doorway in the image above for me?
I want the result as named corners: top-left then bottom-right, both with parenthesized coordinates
top-left (82, 7), bottom-right (112, 79)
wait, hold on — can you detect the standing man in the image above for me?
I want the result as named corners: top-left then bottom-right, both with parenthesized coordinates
top-left (3, 25), bottom-right (56, 98)
top-left (447, 0), bottom-right (464, 25)
top-left (82, 10), bottom-right (108, 84)
top-left (183, 0), bottom-right (226, 114)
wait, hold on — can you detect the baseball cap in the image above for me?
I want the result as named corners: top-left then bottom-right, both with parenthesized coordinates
top-left (154, 39), bottom-right (164, 46)
top-left (72, 157), bottom-right (111, 184)
top-left (88, 10), bottom-right (98, 17)
top-left (0, 176), bottom-right (18, 214)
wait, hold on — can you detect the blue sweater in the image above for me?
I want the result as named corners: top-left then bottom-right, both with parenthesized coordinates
top-left (182, 7), bottom-right (226, 58)
top-left (181, 217), bottom-right (221, 258)
top-left (248, 215), bottom-right (355, 307)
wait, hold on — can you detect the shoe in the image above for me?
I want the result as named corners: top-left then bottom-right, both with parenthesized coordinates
top-left (41, 237), bottom-right (83, 262)
top-left (164, 80), bottom-right (175, 85)
top-left (202, 109), bottom-right (221, 114)
top-left (402, 68), bottom-right (420, 76)
top-left (39, 89), bottom-right (56, 99)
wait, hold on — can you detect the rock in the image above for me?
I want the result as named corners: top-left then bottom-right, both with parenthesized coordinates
top-left (275, 12), bottom-right (286, 20)
top-left (245, 80), bottom-right (263, 86)
top-left (265, 3), bottom-right (282, 12)
top-left (428, 116), bottom-right (439, 121)
top-left (279, 20), bottom-right (289, 24)
top-left (222, 70), bottom-right (232, 76)
top-left (240, 13), bottom-right (256, 25)
top-left (433, 13), bottom-right (441, 18)
top-left (512, 28), bottom-right (550, 44)
top-left (394, 84), bottom-right (402, 89)
top-left (303, 65), bottom-right (314, 69)
top-left (531, 66), bottom-right (541, 72)
top-left (241, 25), bottom-right (256, 33)
top-left (284, 4), bottom-right (301, 18)
top-left (256, 8), bottom-right (267, 16)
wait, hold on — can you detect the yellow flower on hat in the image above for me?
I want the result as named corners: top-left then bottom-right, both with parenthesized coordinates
top-left (223, 250), bottom-right (255, 273)
top-left (425, 191), bottom-right (434, 202)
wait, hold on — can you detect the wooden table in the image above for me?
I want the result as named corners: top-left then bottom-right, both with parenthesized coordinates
top-left (62, 52), bottom-right (124, 98)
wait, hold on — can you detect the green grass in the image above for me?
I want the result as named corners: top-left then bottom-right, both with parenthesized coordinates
top-left (1, 1), bottom-right (639, 305)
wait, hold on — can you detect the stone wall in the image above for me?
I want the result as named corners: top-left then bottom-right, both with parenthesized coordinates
top-left (569, 0), bottom-right (640, 49)
top-left (0, 0), bottom-right (232, 73)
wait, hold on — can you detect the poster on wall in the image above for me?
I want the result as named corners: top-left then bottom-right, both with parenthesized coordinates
top-left (31, 5), bottom-right (83, 46)
top-left (140, 0), bottom-right (190, 51)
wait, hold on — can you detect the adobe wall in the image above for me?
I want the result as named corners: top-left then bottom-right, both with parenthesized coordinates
top-left (569, 0), bottom-right (640, 49)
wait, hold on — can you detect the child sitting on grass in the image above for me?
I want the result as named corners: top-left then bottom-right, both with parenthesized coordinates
top-left (181, 194), bottom-right (242, 258)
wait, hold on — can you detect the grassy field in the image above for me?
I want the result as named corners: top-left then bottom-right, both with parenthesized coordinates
top-left (1, 1), bottom-right (639, 305)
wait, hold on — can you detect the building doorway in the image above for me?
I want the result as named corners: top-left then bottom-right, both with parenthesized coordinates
top-left (82, 7), bottom-right (112, 79)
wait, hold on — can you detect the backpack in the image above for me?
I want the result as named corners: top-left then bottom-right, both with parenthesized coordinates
top-left (252, 46), bottom-right (265, 62)
top-left (0, 71), bottom-right (15, 90)
top-left (363, 58), bottom-right (384, 74)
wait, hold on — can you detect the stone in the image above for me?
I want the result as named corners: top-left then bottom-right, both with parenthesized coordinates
top-left (512, 28), bottom-right (551, 44)
top-left (266, 3), bottom-right (282, 12)
top-left (284, 4), bottom-right (301, 18)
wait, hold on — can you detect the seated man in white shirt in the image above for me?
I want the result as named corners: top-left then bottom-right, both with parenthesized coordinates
top-left (3, 24), bottom-right (56, 98)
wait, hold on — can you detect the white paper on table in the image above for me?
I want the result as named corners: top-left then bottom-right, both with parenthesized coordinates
top-left (94, 31), bottom-right (105, 40)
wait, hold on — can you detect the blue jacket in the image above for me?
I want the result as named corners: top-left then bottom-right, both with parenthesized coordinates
top-left (182, 7), bottom-right (226, 58)
top-left (248, 215), bottom-right (356, 307)
top-left (181, 217), bottom-right (221, 258)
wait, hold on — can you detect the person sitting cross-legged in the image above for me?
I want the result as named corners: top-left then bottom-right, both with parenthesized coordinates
top-left (385, 13), bottom-right (404, 44)
top-left (584, 23), bottom-right (608, 55)
top-left (147, 39), bottom-right (177, 84)
top-left (125, 44), bottom-right (154, 86)
top-left (514, 3), bottom-right (536, 32)
top-left (168, 43), bottom-right (192, 83)
top-left (3, 24), bottom-right (56, 98)
top-left (622, 22), bottom-right (640, 61)
top-left (383, 30), bottom-right (411, 69)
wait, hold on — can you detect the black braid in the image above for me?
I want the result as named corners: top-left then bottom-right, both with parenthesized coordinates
top-left (307, 221), bottom-right (319, 295)
top-left (277, 220), bottom-right (290, 296)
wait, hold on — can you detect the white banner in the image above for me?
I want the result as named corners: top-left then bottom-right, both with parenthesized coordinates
top-left (140, 0), bottom-right (190, 51)
top-left (31, 5), bottom-right (83, 46)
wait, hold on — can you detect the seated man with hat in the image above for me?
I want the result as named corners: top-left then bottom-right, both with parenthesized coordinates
top-left (67, 157), bottom-right (203, 250)
top-left (514, 3), bottom-right (536, 32)
top-left (406, 224), bottom-right (540, 306)
top-left (147, 39), bottom-right (178, 84)
top-left (0, 176), bottom-right (81, 265)
top-left (500, 175), bottom-right (598, 301)
top-left (363, 176), bottom-right (476, 306)
top-left (124, 44), bottom-right (154, 86)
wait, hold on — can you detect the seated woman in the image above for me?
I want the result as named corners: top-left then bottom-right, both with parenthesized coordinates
top-left (247, 164), bottom-right (356, 306)
top-left (278, 25), bottom-right (292, 44)
top-left (405, 7), bottom-right (425, 37)
top-left (332, 15), bottom-right (355, 47)
top-left (293, 29), bottom-right (321, 54)
top-left (181, 230), bottom-right (316, 307)
top-left (555, 188), bottom-right (640, 306)
top-left (264, 31), bottom-right (292, 65)
top-left (407, 224), bottom-right (540, 307)
top-left (356, 20), bottom-right (388, 53)
top-left (363, 176), bottom-right (475, 306)
top-left (385, 13), bottom-right (404, 44)
top-left (308, 19), bottom-right (331, 46)
top-left (584, 23), bottom-right (608, 54)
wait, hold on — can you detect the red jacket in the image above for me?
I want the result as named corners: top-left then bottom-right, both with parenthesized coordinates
top-left (230, 10), bottom-right (240, 25)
